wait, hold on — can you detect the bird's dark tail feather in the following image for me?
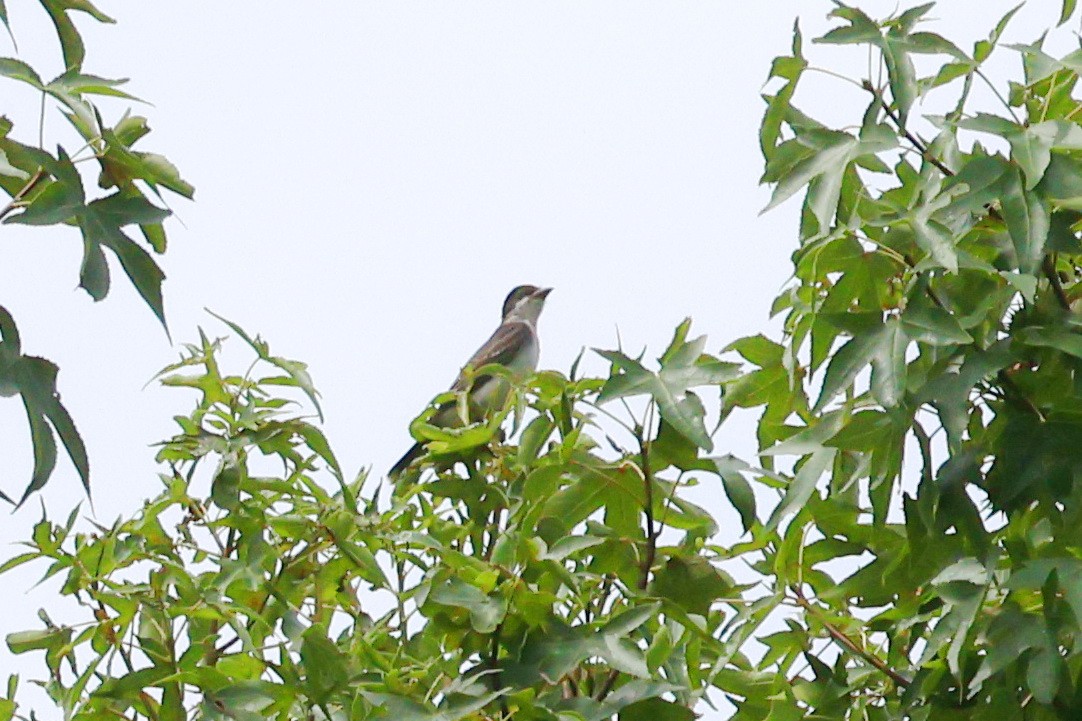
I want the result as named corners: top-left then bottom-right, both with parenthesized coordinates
top-left (389, 442), bottom-right (425, 479)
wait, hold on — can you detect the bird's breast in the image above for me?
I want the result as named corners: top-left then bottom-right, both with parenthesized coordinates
top-left (506, 332), bottom-right (539, 373)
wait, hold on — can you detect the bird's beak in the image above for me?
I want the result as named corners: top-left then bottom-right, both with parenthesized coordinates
top-left (536, 287), bottom-right (553, 299)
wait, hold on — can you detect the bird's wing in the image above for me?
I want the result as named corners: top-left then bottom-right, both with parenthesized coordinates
top-left (450, 321), bottom-right (533, 392)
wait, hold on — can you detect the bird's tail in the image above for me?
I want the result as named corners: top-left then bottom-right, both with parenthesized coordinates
top-left (389, 442), bottom-right (425, 479)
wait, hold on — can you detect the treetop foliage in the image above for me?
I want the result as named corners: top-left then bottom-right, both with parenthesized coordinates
top-left (7, 1), bottom-right (1082, 720)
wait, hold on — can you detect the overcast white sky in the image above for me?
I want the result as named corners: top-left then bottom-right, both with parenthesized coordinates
top-left (0, 1), bottom-right (1072, 717)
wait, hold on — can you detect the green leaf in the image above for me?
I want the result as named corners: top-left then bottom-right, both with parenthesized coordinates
top-left (299, 628), bottom-right (349, 704)
top-left (48, 70), bottom-right (138, 101)
top-left (882, 27), bottom-right (918, 125)
top-left (1018, 326), bottom-right (1082, 359)
top-left (817, 7), bottom-right (881, 46)
top-left (766, 447), bottom-right (835, 531)
top-left (762, 22), bottom-right (807, 159)
top-left (1000, 168), bottom-right (1050, 273)
top-left (293, 421), bottom-right (343, 479)
top-left (825, 410), bottom-right (894, 451)
top-left (725, 334), bottom-right (784, 367)
top-left (944, 153), bottom-right (1011, 216)
top-left (909, 214), bottom-right (958, 273)
top-left (573, 681), bottom-right (682, 721)
top-left (651, 556), bottom-right (731, 616)
top-left (957, 112), bottom-right (1018, 137)
top-left (0, 552), bottom-right (39, 575)
top-left (597, 327), bottom-right (738, 450)
top-left (38, 0), bottom-right (116, 71)
top-left (45, 72), bottom-right (138, 132)
top-left (6, 176), bottom-right (82, 225)
top-left (500, 624), bottom-right (597, 687)
top-left (540, 534), bottom-right (606, 561)
top-left (98, 123), bottom-right (195, 200)
top-left (0, 58), bottom-right (43, 88)
top-left (0, 307), bottom-right (89, 505)
top-left (209, 311), bottom-right (324, 421)
top-left (0, 149), bottom-right (27, 180)
top-left (1010, 120), bottom-right (1082, 190)
top-left (1061, 0), bottom-right (1077, 26)
top-left (618, 697), bottom-right (695, 721)
top-left (210, 461), bottom-right (241, 510)
top-left (761, 411), bottom-right (845, 457)
top-left (762, 126), bottom-right (896, 233)
top-left (428, 578), bottom-right (506, 633)
top-left (712, 455), bottom-right (757, 533)
top-left (4, 150), bottom-right (171, 328)
top-left (870, 318), bottom-right (907, 408)
top-left (906, 31), bottom-right (967, 59)
top-left (815, 329), bottom-right (881, 412)
top-left (901, 302), bottom-right (973, 345)
top-left (1026, 644), bottom-right (1059, 704)
top-left (87, 212), bottom-right (167, 326)
top-left (600, 603), bottom-right (661, 638)
top-left (78, 236), bottom-right (109, 300)
top-left (6, 629), bottom-right (64, 654)
top-left (22, 404), bottom-right (57, 502)
top-left (542, 464), bottom-right (643, 536)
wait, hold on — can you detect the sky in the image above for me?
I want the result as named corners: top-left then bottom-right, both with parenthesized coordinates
top-left (0, 1), bottom-right (1073, 717)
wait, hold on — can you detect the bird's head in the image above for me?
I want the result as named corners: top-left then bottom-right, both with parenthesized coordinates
top-left (502, 285), bottom-right (552, 324)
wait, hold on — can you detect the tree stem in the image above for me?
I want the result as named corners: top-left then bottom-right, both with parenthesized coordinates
top-left (0, 166), bottom-right (46, 222)
top-left (638, 434), bottom-right (657, 591)
top-left (790, 585), bottom-right (911, 688)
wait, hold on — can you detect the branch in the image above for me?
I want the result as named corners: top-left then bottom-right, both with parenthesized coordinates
top-left (1043, 254), bottom-right (1072, 311)
top-left (488, 622), bottom-right (511, 719)
top-left (911, 419), bottom-right (934, 487)
top-left (863, 81), bottom-right (954, 178)
top-left (638, 435), bottom-right (657, 592)
top-left (867, 80), bottom-right (1074, 314)
top-left (996, 369), bottom-right (1045, 421)
top-left (0, 167), bottom-right (46, 222)
top-left (790, 585), bottom-right (911, 688)
top-left (596, 668), bottom-right (620, 701)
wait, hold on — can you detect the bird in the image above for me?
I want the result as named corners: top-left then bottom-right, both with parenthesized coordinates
top-left (388, 284), bottom-right (552, 478)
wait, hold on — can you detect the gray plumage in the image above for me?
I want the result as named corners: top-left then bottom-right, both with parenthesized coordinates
top-left (389, 285), bottom-right (551, 478)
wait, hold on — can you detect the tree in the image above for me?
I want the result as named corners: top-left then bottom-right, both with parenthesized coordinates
top-left (0, 1), bottom-right (191, 504)
top-left (7, 1), bottom-right (1082, 720)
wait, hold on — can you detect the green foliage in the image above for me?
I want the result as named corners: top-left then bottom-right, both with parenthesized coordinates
top-left (12, 1), bottom-right (1082, 719)
top-left (0, 320), bottom-right (751, 719)
top-left (739, 0), bottom-right (1082, 717)
top-left (0, 2), bottom-right (191, 503)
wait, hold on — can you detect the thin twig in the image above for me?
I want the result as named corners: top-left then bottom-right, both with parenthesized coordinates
top-left (807, 65), bottom-right (868, 90)
top-left (790, 585), bottom-right (911, 688)
top-left (596, 668), bottom-right (620, 701)
top-left (637, 407), bottom-right (658, 591)
top-left (863, 81), bottom-right (955, 178)
top-left (996, 369), bottom-right (1045, 421)
top-left (975, 68), bottom-right (1021, 124)
top-left (911, 420), bottom-right (934, 487)
top-left (0, 166), bottom-right (46, 222)
top-left (489, 622), bottom-right (510, 719)
top-left (395, 557), bottom-right (408, 633)
top-left (37, 91), bottom-right (45, 149)
top-left (869, 77), bottom-right (1071, 316)
top-left (1043, 254), bottom-right (1072, 311)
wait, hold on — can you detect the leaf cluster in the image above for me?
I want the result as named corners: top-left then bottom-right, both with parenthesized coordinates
top-left (0, 318), bottom-right (757, 721)
top-left (732, 0), bottom-right (1082, 717)
top-left (0, 1), bottom-right (192, 503)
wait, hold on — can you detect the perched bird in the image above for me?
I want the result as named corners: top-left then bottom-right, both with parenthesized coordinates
top-left (389, 284), bottom-right (552, 478)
